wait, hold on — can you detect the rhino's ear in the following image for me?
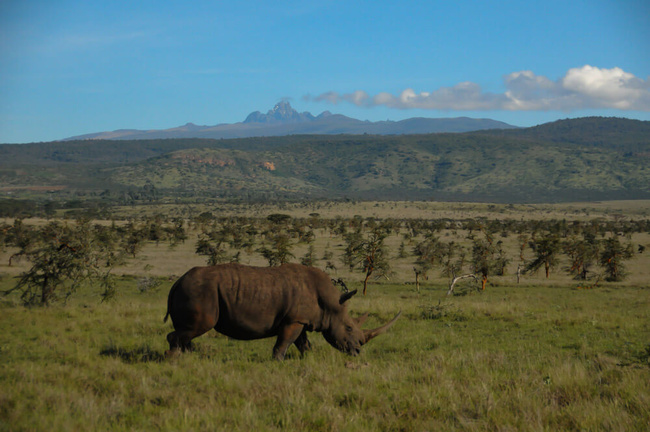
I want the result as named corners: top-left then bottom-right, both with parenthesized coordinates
top-left (339, 289), bottom-right (358, 304)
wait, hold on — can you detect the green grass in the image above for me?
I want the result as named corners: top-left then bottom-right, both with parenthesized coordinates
top-left (1, 201), bottom-right (649, 430)
top-left (1, 278), bottom-right (648, 431)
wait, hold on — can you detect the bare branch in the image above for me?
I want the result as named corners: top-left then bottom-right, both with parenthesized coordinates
top-left (447, 273), bottom-right (479, 296)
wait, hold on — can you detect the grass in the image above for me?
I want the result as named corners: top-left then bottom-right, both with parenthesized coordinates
top-left (102, 199), bottom-right (650, 221)
top-left (1, 277), bottom-right (648, 431)
top-left (1, 200), bottom-right (649, 430)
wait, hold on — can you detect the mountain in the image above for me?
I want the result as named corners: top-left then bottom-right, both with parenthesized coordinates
top-left (243, 101), bottom-right (316, 124)
top-left (2, 117), bottom-right (649, 204)
top-left (62, 101), bottom-right (517, 141)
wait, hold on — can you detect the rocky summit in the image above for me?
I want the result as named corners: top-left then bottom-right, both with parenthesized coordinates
top-left (243, 101), bottom-right (316, 124)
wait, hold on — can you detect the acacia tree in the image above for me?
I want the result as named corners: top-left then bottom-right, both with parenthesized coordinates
top-left (0, 223), bottom-right (8, 256)
top-left (599, 236), bottom-right (633, 281)
top-left (526, 235), bottom-right (561, 278)
top-left (6, 219), bottom-right (36, 266)
top-left (342, 231), bottom-right (363, 270)
top-left (258, 232), bottom-right (295, 267)
top-left (119, 222), bottom-right (146, 258)
top-left (471, 232), bottom-right (496, 291)
top-left (439, 241), bottom-right (466, 279)
top-left (196, 235), bottom-right (231, 265)
top-left (564, 234), bottom-right (599, 280)
top-left (143, 216), bottom-right (165, 245)
top-left (93, 222), bottom-right (123, 268)
top-left (300, 245), bottom-right (317, 267)
top-left (195, 220), bottom-right (249, 265)
top-left (4, 220), bottom-right (121, 305)
top-left (344, 228), bottom-right (390, 295)
top-left (166, 218), bottom-right (188, 247)
top-left (412, 234), bottom-right (444, 286)
top-left (492, 240), bottom-right (510, 276)
top-left (412, 234), bottom-right (463, 292)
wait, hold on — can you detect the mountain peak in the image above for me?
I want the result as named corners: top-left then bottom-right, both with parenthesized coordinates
top-left (270, 101), bottom-right (293, 115)
top-left (244, 101), bottom-right (315, 124)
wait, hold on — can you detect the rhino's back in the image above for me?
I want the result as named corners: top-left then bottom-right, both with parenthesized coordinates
top-left (171, 263), bottom-right (333, 339)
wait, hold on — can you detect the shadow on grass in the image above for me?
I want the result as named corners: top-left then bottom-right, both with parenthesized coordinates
top-left (100, 344), bottom-right (166, 363)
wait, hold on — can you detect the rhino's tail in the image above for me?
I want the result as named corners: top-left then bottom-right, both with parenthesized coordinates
top-left (164, 278), bottom-right (181, 323)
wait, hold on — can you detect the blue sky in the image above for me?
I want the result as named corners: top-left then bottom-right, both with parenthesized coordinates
top-left (1, 0), bottom-right (649, 143)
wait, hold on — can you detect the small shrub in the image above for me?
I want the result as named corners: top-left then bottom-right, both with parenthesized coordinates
top-left (420, 301), bottom-right (467, 321)
top-left (137, 277), bottom-right (162, 293)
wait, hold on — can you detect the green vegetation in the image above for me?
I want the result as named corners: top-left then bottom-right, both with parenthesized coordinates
top-left (1, 278), bottom-right (648, 431)
top-left (1, 200), bottom-right (649, 430)
top-left (3, 219), bottom-right (120, 305)
top-left (1, 117), bottom-right (649, 204)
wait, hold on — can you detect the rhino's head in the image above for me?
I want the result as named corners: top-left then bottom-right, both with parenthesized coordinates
top-left (322, 289), bottom-right (401, 356)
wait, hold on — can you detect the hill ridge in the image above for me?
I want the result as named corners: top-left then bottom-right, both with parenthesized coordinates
top-left (1, 117), bottom-right (649, 204)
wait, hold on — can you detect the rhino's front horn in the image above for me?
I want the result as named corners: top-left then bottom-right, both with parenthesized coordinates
top-left (362, 311), bottom-right (401, 344)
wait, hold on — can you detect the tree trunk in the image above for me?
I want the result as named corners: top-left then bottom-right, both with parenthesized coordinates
top-left (363, 270), bottom-right (372, 295)
top-left (41, 277), bottom-right (52, 306)
top-left (413, 268), bottom-right (422, 293)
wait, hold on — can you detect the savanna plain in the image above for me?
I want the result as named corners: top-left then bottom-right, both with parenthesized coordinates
top-left (1, 200), bottom-right (649, 431)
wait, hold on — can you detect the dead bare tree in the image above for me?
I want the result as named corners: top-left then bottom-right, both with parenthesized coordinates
top-left (413, 267), bottom-right (428, 293)
top-left (446, 273), bottom-right (480, 296)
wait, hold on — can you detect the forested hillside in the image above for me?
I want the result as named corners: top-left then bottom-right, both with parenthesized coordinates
top-left (483, 117), bottom-right (650, 152)
top-left (0, 117), bottom-right (648, 205)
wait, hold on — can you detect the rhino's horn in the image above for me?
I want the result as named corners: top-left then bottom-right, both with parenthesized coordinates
top-left (362, 311), bottom-right (401, 344)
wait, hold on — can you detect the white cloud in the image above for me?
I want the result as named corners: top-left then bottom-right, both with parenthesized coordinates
top-left (312, 91), bottom-right (339, 104)
top-left (561, 65), bottom-right (648, 109)
top-left (307, 66), bottom-right (650, 112)
top-left (345, 90), bottom-right (370, 106)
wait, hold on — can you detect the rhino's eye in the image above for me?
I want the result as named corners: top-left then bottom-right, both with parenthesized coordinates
top-left (345, 325), bottom-right (353, 332)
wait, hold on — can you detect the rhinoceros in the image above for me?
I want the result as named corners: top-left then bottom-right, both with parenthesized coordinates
top-left (164, 263), bottom-right (400, 360)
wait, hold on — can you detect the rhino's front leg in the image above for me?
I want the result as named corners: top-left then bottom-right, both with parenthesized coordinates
top-left (293, 328), bottom-right (312, 356)
top-left (273, 323), bottom-right (305, 360)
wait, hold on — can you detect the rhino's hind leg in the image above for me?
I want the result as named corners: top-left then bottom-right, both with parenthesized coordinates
top-left (166, 308), bottom-right (219, 357)
top-left (166, 331), bottom-right (194, 353)
top-left (273, 323), bottom-right (305, 360)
